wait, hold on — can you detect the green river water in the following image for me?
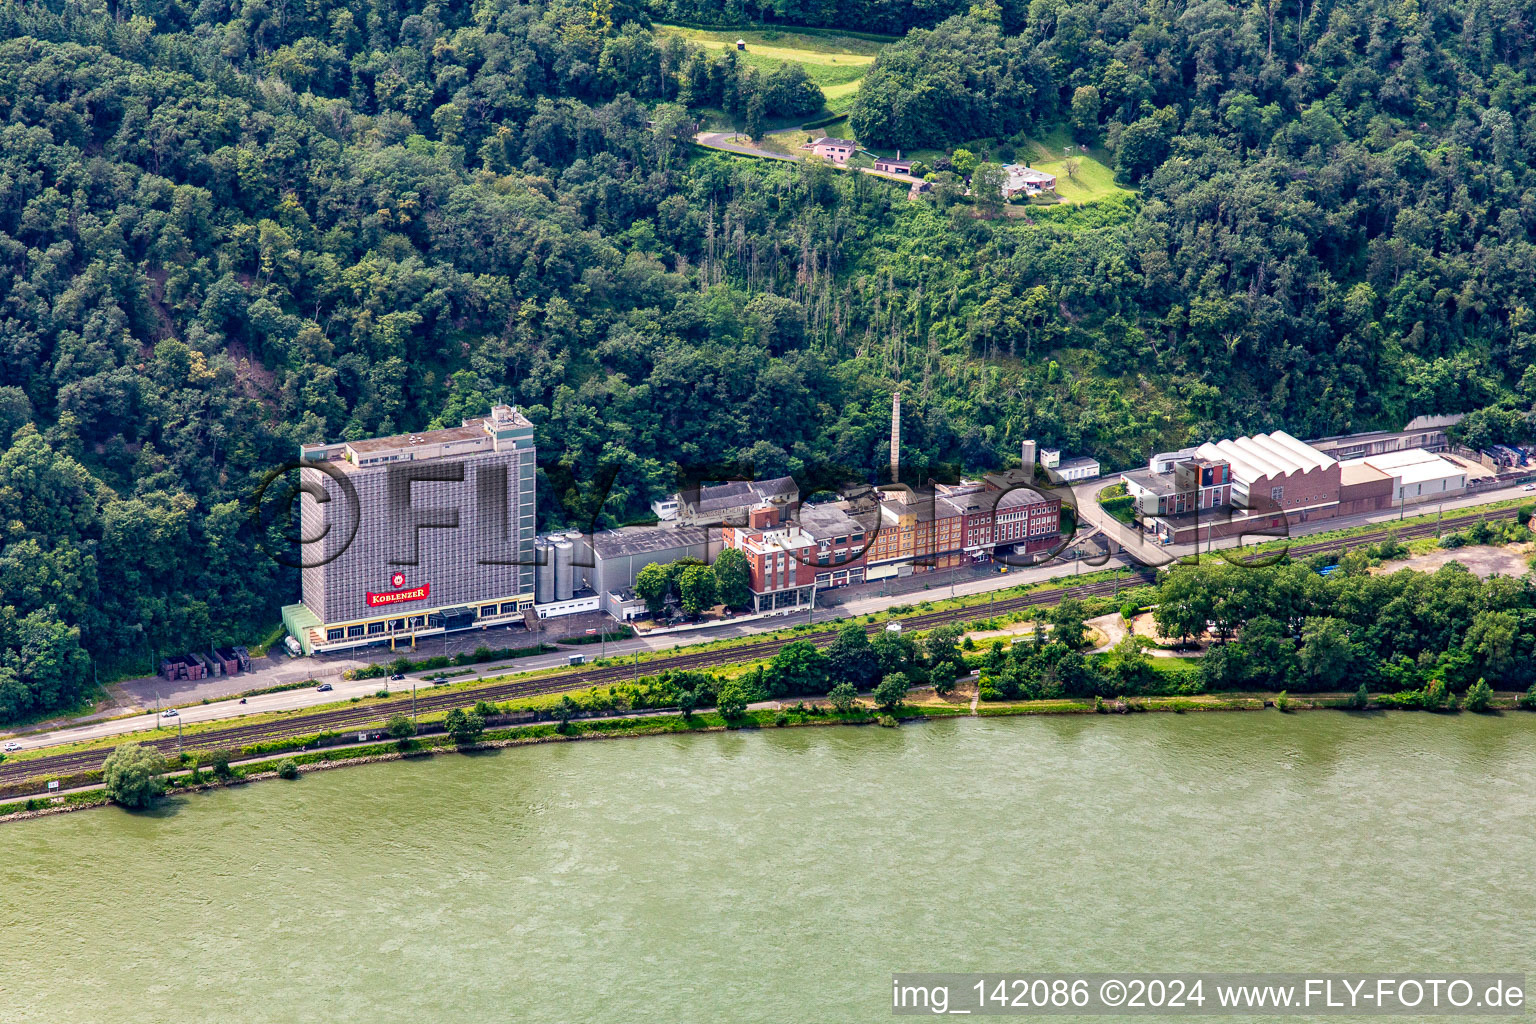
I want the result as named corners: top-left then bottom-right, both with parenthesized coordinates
top-left (2, 711), bottom-right (1533, 1023)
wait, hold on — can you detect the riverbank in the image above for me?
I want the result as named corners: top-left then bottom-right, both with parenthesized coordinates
top-left (6, 686), bottom-right (1532, 825)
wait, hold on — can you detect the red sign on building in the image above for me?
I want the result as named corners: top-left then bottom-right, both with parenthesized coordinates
top-left (366, 583), bottom-right (430, 607)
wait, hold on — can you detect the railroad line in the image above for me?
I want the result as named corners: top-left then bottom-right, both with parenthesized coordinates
top-left (0, 504), bottom-right (1519, 791)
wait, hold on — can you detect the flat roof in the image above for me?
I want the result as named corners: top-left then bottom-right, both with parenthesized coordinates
top-left (592, 524), bottom-right (711, 559)
top-left (1339, 461), bottom-right (1391, 486)
top-left (1395, 460), bottom-right (1465, 486)
top-left (343, 421), bottom-right (487, 454)
top-left (1343, 450), bottom-right (1466, 487)
top-left (1123, 467), bottom-right (1177, 496)
top-left (1361, 447), bottom-right (1447, 470)
top-left (795, 503), bottom-right (867, 540)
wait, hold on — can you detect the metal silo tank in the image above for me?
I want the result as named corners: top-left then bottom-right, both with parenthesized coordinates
top-left (534, 537), bottom-right (554, 605)
top-left (565, 530), bottom-right (591, 591)
top-left (553, 539), bottom-right (574, 602)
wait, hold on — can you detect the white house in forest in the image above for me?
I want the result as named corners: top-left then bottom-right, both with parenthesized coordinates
top-left (1000, 164), bottom-right (1057, 197)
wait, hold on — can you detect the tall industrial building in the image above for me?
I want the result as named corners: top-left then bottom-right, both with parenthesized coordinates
top-left (282, 405), bottom-right (537, 653)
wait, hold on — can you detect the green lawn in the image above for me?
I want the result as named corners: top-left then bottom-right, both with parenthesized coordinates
top-left (660, 25), bottom-right (886, 118)
top-left (1032, 154), bottom-right (1133, 205)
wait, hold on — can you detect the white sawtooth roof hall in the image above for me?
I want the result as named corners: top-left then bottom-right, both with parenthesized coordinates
top-left (1195, 429), bottom-right (1337, 483)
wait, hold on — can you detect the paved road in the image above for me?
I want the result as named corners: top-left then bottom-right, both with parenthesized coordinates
top-left (694, 131), bottom-right (925, 187)
top-left (695, 131), bottom-right (802, 161)
top-left (3, 497), bottom-right (1523, 789)
top-left (3, 481), bottom-right (1527, 755)
top-left (1072, 476), bottom-right (1535, 565)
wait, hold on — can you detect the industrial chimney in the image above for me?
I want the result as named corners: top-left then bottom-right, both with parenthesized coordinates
top-left (890, 391), bottom-right (901, 484)
top-left (1021, 439), bottom-right (1037, 481)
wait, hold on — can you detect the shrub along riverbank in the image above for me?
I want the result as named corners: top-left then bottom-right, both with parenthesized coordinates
top-left (7, 676), bottom-right (1536, 823)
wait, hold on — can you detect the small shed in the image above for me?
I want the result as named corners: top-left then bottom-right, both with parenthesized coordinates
top-left (736, 38), bottom-right (746, 50)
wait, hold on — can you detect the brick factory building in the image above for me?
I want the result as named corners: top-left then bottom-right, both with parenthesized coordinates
top-left (282, 405), bottom-right (538, 653)
top-left (722, 503), bottom-right (873, 613)
top-left (864, 475), bottom-right (1062, 581)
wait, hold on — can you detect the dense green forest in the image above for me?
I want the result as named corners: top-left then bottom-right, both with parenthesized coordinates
top-left (1, 0), bottom-right (1534, 719)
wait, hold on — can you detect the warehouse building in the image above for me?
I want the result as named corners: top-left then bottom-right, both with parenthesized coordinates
top-left (282, 405), bottom-right (538, 654)
top-left (590, 524), bottom-right (717, 620)
top-left (1196, 430), bottom-right (1341, 524)
top-left (1341, 449), bottom-right (1468, 505)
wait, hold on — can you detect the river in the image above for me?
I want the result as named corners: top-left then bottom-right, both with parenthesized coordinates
top-left (2, 711), bottom-right (1533, 1022)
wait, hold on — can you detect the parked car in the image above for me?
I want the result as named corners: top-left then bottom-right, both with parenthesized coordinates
top-left (1523, 483), bottom-right (1535, 491)
top-left (3, 741), bottom-right (21, 752)
top-left (316, 682), bottom-right (333, 692)
top-left (161, 708), bottom-right (179, 718)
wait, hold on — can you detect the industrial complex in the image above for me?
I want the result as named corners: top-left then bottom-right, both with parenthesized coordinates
top-left (279, 402), bottom-right (1526, 655)
top-left (1121, 425), bottom-right (1483, 545)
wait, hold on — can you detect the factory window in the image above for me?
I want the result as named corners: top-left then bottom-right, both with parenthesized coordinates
top-left (327, 628), bottom-right (344, 641)
top-left (500, 602), bottom-right (519, 614)
top-left (1271, 485), bottom-right (1284, 503)
top-left (480, 604), bottom-right (498, 617)
top-left (389, 618), bottom-right (406, 631)
top-left (367, 622), bottom-right (385, 635)
top-left (347, 624), bottom-right (365, 638)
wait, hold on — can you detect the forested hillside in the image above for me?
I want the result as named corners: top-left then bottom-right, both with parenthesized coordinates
top-left (1, 0), bottom-right (1534, 718)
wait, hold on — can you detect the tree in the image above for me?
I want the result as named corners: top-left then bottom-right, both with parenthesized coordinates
top-left (386, 713), bottom-right (416, 739)
top-left (1050, 599), bottom-right (1088, 650)
top-left (204, 748), bottom-right (235, 779)
top-left (712, 548), bottom-right (753, 609)
top-left (1348, 683), bottom-right (1369, 709)
top-left (972, 162), bottom-right (1005, 214)
top-left (443, 708), bottom-right (485, 744)
top-left (714, 679), bottom-right (749, 718)
top-left (1070, 85), bottom-right (1100, 140)
top-left (930, 662), bottom-right (958, 696)
top-left (768, 639), bottom-right (830, 696)
top-left (874, 672), bottom-right (910, 710)
top-left (553, 694), bottom-right (579, 732)
top-left (1155, 568), bottom-right (1215, 646)
top-left (826, 622), bottom-right (879, 689)
top-left (1464, 678), bottom-right (1493, 712)
top-left (277, 759), bottom-right (300, 779)
top-left (924, 622), bottom-right (965, 674)
top-left (1116, 109), bottom-right (1176, 181)
top-left (634, 561), bottom-right (671, 617)
top-left (1298, 617), bottom-right (1355, 691)
top-left (678, 562), bottom-right (719, 616)
top-left (871, 631), bottom-right (919, 677)
top-left (102, 743), bottom-right (166, 809)
top-left (744, 91), bottom-right (766, 141)
top-left (951, 149), bottom-right (978, 176)
top-left (827, 681), bottom-right (858, 712)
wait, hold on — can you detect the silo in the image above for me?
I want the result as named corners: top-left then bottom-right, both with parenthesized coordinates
top-left (553, 538), bottom-right (574, 602)
top-left (565, 530), bottom-right (591, 592)
top-left (534, 537), bottom-right (554, 604)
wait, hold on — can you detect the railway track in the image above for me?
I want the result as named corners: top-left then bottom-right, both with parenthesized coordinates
top-left (0, 504), bottom-right (1519, 792)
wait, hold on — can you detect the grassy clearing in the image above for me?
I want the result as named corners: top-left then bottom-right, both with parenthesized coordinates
top-left (1031, 154), bottom-right (1132, 205)
top-left (661, 25), bottom-right (885, 120)
top-left (885, 124), bottom-right (1131, 206)
top-left (820, 79), bottom-right (862, 113)
top-left (660, 25), bottom-right (883, 86)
